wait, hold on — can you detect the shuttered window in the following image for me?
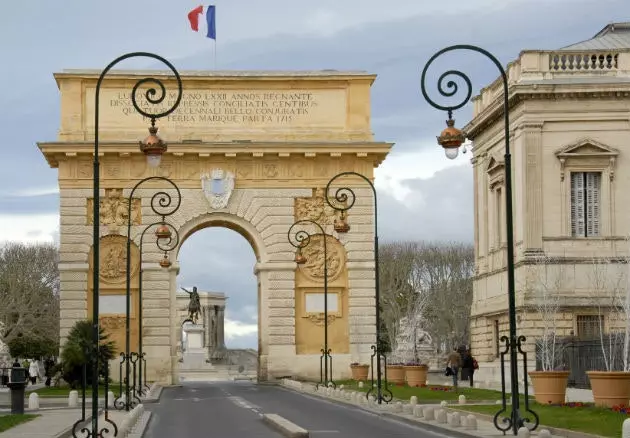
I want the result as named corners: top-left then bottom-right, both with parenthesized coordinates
top-left (570, 172), bottom-right (601, 237)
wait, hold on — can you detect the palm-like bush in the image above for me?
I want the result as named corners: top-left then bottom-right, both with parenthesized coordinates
top-left (60, 320), bottom-right (115, 388)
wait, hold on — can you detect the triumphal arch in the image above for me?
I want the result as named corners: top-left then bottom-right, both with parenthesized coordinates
top-left (38, 68), bottom-right (391, 383)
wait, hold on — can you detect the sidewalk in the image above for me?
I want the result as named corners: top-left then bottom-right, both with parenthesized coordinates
top-left (0, 409), bottom-right (127, 438)
top-left (0, 409), bottom-right (82, 438)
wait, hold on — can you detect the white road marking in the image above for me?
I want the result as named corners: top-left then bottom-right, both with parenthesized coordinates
top-left (227, 396), bottom-right (260, 410)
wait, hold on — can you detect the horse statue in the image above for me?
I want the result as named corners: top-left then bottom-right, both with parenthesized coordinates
top-left (181, 286), bottom-right (202, 324)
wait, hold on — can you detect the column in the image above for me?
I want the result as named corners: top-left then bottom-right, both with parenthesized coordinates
top-left (203, 305), bottom-right (211, 349)
top-left (217, 306), bottom-right (226, 349)
top-left (522, 122), bottom-right (544, 253)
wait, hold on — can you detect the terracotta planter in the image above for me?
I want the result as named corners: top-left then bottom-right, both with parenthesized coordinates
top-left (404, 365), bottom-right (428, 387)
top-left (388, 365), bottom-right (405, 385)
top-left (528, 371), bottom-right (569, 405)
top-left (587, 371), bottom-right (630, 408)
top-left (350, 364), bottom-right (369, 381)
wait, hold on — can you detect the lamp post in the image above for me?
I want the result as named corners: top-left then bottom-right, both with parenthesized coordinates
top-left (83, 51), bottom-right (182, 435)
top-left (287, 219), bottom-right (336, 389)
top-left (120, 177), bottom-right (181, 411)
top-left (137, 220), bottom-right (181, 396)
top-left (324, 172), bottom-right (393, 404)
top-left (420, 44), bottom-right (539, 434)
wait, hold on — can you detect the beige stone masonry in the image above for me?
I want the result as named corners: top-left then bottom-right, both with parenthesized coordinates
top-left (42, 69), bottom-right (391, 383)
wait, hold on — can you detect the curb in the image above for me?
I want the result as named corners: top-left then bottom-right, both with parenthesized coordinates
top-left (127, 410), bottom-right (152, 438)
top-left (140, 383), bottom-right (163, 404)
top-left (280, 382), bottom-right (606, 438)
top-left (262, 413), bottom-right (309, 438)
top-left (278, 386), bottom-right (476, 438)
top-left (447, 408), bottom-right (606, 438)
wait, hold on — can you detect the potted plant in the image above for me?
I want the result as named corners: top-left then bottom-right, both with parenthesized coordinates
top-left (404, 360), bottom-right (428, 387)
top-left (388, 362), bottom-right (405, 385)
top-left (585, 255), bottom-right (630, 408)
top-left (524, 254), bottom-right (570, 405)
top-left (349, 362), bottom-right (369, 381)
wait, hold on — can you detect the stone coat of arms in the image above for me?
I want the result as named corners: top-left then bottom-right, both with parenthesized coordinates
top-left (201, 168), bottom-right (235, 209)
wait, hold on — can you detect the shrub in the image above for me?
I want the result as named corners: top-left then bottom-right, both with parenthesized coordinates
top-left (60, 320), bottom-right (115, 388)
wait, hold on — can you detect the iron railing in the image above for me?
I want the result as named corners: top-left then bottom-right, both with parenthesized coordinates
top-left (535, 335), bottom-right (626, 389)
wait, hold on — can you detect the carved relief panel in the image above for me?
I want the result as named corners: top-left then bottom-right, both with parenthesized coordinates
top-left (295, 188), bottom-right (337, 225)
top-left (87, 188), bottom-right (141, 228)
top-left (294, 234), bottom-right (349, 354)
top-left (87, 234), bottom-right (141, 353)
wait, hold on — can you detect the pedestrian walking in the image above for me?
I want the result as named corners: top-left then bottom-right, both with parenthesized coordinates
top-left (446, 347), bottom-right (462, 390)
top-left (28, 359), bottom-right (39, 385)
top-left (461, 349), bottom-right (477, 388)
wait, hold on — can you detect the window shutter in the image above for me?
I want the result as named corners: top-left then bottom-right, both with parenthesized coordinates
top-left (570, 172), bottom-right (585, 236)
top-left (586, 172), bottom-right (601, 236)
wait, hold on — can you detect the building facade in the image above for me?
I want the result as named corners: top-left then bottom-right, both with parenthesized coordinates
top-left (467, 23), bottom-right (630, 381)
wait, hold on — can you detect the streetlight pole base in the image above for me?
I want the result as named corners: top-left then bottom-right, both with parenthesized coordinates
top-left (366, 345), bottom-right (393, 404)
top-left (493, 335), bottom-right (539, 435)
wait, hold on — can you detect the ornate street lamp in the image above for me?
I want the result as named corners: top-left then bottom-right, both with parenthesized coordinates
top-left (324, 172), bottom-right (393, 404)
top-left (288, 219), bottom-right (336, 389)
top-left (420, 44), bottom-right (539, 434)
top-left (136, 221), bottom-right (180, 398)
top-left (79, 51), bottom-right (182, 436)
top-left (115, 177), bottom-right (181, 411)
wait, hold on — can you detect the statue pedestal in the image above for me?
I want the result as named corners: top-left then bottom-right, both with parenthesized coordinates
top-left (182, 324), bottom-right (209, 369)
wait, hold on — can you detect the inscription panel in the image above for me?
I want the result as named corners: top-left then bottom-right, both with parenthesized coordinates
top-left (85, 88), bottom-right (348, 131)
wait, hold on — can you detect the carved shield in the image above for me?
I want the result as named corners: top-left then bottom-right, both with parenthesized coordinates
top-left (201, 169), bottom-right (235, 209)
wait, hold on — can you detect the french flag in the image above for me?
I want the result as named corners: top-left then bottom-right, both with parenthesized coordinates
top-left (188, 5), bottom-right (216, 39)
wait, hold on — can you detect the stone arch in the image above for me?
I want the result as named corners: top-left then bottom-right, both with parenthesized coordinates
top-left (174, 211), bottom-right (268, 263)
top-left (43, 69), bottom-right (391, 385)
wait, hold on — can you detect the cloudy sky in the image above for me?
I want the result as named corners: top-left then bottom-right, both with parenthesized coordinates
top-left (0, 0), bottom-right (624, 348)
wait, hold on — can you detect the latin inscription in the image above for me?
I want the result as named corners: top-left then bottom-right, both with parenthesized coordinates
top-left (94, 88), bottom-right (346, 128)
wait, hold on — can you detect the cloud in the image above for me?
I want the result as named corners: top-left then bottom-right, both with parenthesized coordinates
top-left (1, 0), bottom-right (625, 349)
top-left (0, 214), bottom-right (59, 244)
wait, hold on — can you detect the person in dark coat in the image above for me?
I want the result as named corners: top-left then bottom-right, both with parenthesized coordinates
top-left (461, 349), bottom-right (476, 388)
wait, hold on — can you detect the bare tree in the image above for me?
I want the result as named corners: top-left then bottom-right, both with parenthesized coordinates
top-left (379, 241), bottom-right (474, 356)
top-left (586, 254), bottom-right (629, 371)
top-left (416, 242), bottom-right (474, 352)
top-left (0, 242), bottom-right (60, 348)
top-left (523, 253), bottom-right (569, 371)
top-left (379, 242), bottom-right (417, 352)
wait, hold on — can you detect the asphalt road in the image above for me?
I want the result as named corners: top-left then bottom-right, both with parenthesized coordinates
top-left (145, 381), bottom-right (454, 438)
top-left (144, 382), bottom-right (282, 438)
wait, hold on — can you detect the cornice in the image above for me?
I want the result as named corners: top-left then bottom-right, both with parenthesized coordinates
top-left (464, 84), bottom-right (630, 140)
top-left (38, 141), bottom-right (394, 168)
top-left (53, 70), bottom-right (378, 87)
top-left (474, 254), bottom-right (629, 281)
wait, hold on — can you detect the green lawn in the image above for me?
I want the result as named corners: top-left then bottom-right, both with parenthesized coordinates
top-left (27, 385), bottom-right (120, 398)
top-left (0, 414), bottom-right (38, 432)
top-left (454, 403), bottom-right (626, 438)
top-left (336, 380), bottom-right (510, 402)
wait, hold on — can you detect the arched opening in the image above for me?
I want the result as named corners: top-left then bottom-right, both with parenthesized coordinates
top-left (175, 217), bottom-right (259, 381)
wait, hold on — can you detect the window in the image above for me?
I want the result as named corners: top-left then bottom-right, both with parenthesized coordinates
top-left (495, 188), bottom-right (502, 246)
top-left (570, 172), bottom-right (601, 237)
top-left (576, 315), bottom-right (603, 339)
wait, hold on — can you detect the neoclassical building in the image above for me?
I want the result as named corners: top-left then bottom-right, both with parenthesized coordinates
top-left (466, 22), bottom-right (630, 379)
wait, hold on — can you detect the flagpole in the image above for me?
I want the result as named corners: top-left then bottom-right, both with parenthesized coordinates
top-left (214, 39), bottom-right (217, 69)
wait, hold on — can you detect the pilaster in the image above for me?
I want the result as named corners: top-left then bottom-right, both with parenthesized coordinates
top-left (522, 122), bottom-right (544, 253)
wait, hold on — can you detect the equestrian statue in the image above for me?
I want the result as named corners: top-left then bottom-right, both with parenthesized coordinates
top-left (181, 286), bottom-right (202, 324)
